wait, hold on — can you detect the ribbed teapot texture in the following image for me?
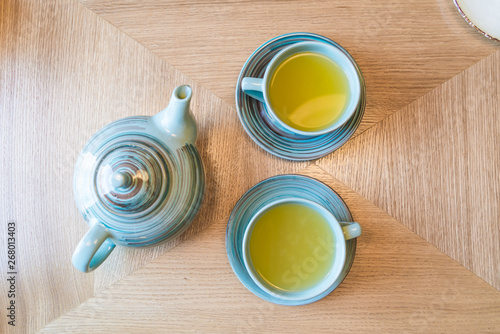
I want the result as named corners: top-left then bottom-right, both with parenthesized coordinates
top-left (72, 85), bottom-right (204, 272)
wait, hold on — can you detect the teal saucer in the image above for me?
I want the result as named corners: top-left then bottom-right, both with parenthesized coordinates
top-left (235, 32), bottom-right (366, 161)
top-left (225, 174), bottom-right (357, 305)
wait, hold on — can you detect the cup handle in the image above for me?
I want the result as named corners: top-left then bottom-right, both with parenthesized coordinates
top-left (72, 223), bottom-right (116, 273)
top-left (241, 77), bottom-right (265, 103)
top-left (340, 222), bottom-right (362, 241)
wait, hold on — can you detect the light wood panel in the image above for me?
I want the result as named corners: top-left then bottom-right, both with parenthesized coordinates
top-left (40, 165), bottom-right (500, 333)
top-left (0, 0), bottom-right (306, 332)
top-left (80, 0), bottom-right (499, 135)
top-left (317, 50), bottom-right (500, 290)
top-left (2, 0), bottom-right (499, 332)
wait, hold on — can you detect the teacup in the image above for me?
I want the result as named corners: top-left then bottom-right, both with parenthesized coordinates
top-left (241, 41), bottom-right (361, 137)
top-left (241, 198), bottom-right (361, 302)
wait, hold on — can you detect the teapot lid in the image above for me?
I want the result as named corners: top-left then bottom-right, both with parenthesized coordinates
top-left (74, 117), bottom-right (204, 246)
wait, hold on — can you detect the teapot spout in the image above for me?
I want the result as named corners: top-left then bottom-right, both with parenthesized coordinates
top-left (152, 85), bottom-right (197, 148)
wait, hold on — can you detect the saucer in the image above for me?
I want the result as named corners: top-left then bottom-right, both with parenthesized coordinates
top-left (225, 174), bottom-right (357, 305)
top-left (235, 32), bottom-right (366, 161)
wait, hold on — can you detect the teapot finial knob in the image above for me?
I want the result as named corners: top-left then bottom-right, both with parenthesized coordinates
top-left (111, 171), bottom-right (132, 189)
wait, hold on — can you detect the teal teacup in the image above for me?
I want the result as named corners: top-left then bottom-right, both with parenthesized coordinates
top-left (241, 198), bottom-right (361, 302)
top-left (241, 41), bottom-right (361, 137)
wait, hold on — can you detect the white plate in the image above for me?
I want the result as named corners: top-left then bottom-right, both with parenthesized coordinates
top-left (454, 0), bottom-right (500, 41)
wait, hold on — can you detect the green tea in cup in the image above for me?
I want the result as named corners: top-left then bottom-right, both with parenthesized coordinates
top-left (268, 52), bottom-right (350, 132)
top-left (241, 41), bottom-right (361, 137)
top-left (242, 198), bottom-right (361, 301)
top-left (248, 201), bottom-right (336, 292)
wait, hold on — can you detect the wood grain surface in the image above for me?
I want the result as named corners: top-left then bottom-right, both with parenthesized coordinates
top-left (0, 1), bottom-right (305, 332)
top-left (80, 0), bottom-right (499, 134)
top-left (40, 165), bottom-right (500, 333)
top-left (317, 50), bottom-right (500, 289)
top-left (0, 0), bottom-right (499, 333)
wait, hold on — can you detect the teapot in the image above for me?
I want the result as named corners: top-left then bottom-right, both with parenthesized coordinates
top-left (72, 85), bottom-right (205, 273)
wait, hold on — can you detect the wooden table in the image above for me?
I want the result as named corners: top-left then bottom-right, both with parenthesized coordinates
top-left (1, 0), bottom-right (499, 332)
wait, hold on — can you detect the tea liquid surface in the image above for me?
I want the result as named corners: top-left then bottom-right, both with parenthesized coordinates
top-left (268, 52), bottom-right (350, 132)
top-left (249, 202), bottom-right (335, 292)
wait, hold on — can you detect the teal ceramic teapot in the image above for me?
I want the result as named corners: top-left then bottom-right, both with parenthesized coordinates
top-left (72, 85), bottom-right (205, 273)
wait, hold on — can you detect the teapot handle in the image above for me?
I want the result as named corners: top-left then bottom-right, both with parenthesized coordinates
top-left (72, 223), bottom-right (116, 273)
